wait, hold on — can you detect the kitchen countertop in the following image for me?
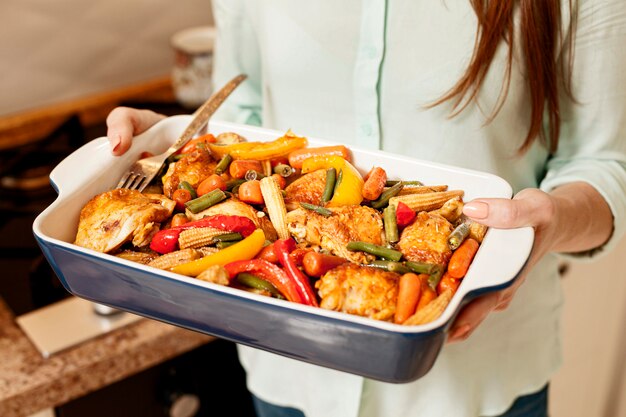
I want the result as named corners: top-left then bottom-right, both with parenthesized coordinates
top-left (0, 297), bottom-right (214, 417)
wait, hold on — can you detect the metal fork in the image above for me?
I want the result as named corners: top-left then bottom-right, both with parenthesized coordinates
top-left (115, 74), bottom-right (247, 192)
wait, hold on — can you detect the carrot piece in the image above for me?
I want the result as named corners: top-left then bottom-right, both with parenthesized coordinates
top-left (229, 159), bottom-right (264, 179)
top-left (362, 166), bottom-right (387, 200)
top-left (302, 252), bottom-right (348, 277)
top-left (416, 275), bottom-right (437, 312)
top-left (287, 145), bottom-right (352, 169)
top-left (271, 173), bottom-right (287, 190)
top-left (394, 273), bottom-right (424, 324)
top-left (447, 238), bottom-right (480, 278)
top-left (197, 174), bottom-right (227, 196)
top-left (238, 180), bottom-right (264, 205)
top-left (180, 134), bottom-right (216, 154)
top-left (437, 272), bottom-right (461, 295)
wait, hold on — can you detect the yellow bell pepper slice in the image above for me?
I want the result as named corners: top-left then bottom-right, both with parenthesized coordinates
top-left (301, 155), bottom-right (364, 207)
top-left (208, 130), bottom-right (307, 160)
top-left (170, 229), bottom-right (266, 277)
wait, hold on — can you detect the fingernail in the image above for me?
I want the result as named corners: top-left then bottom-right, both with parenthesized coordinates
top-left (449, 324), bottom-right (471, 341)
top-left (110, 134), bottom-right (121, 154)
top-left (463, 201), bottom-right (489, 219)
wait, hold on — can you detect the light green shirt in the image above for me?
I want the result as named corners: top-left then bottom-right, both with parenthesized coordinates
top-left (211, 1), bottom-right (626, 416)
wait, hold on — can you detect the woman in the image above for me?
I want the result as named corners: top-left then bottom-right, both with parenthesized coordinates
top-left (107, 1), bottom-right (626, 416)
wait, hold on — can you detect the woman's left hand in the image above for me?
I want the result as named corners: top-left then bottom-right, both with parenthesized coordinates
top-left (447, 182), bottom-right (612, 343)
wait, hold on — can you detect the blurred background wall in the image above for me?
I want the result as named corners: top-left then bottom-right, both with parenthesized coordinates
top-left (0, 0), bottom-right (213, 116)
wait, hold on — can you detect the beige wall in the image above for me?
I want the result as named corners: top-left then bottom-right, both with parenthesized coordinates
top-left (550, 236), bottom-right (626, 417)
top-left (0, 0), bottom-right (213, 116)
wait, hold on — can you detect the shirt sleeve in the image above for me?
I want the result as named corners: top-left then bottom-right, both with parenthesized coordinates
top-left (539, 0), bottom-right (626, 260)
top-left (211, 0), bottom-right (263, 126)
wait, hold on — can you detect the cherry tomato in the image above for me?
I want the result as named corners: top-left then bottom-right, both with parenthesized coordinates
top-left (238, 180), bottom-right (264, 205)
top-left (172, 188), bottom-right (192, 211)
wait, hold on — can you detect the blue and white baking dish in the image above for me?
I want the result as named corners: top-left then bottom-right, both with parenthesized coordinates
top-left (32, 115), bottom-right (533, 383)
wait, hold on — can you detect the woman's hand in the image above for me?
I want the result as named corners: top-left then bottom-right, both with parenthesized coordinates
top-left (106, 107), bottom-right (166, 155)
top-left (447, 182), bottom-right (613, 343)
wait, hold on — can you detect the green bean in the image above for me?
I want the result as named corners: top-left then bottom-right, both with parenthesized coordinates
top-left (346, 241), bottom-right (403, 261)
top-left (367, 260), bottom-right (411, 274)
top-left (383, 205), bottom-right (399, 243)
top-left (244, 170), bottom-right (266, 181)
top-left (214, 232), bottom-right (243, 242)
top-left (333, 169), bottom-right (343, 194)
top-left (273, 163), bottom-right (294, 177)
top-left (215, 154), bottom-right (233, 175)
top-left (385, 180), bottom-right (423, 187)
top-left (404, 261), bottom-right (439, 275)
top-left (300, 202), bottom-right (333, 217)
top-left (185, 189), bottom-right (227, 213)
top-left (427, 266), bottom-right (444, 290)
top-left (236, 273), bottom-right (284, 298)
top-left (448, 222), bottom-right (470, 250)
top-left (178, 181), bottom-right (197, 199)
top-left (321, 167), bottom-right (337, 204)
top-left (215, 240), bottom-right (238, 249)
top-left (371, 181), bottom-right (404, 209)
top-left (226, 179), bottom-right (246, 191)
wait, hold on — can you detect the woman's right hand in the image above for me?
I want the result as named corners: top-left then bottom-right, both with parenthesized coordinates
top-left (106, 107), bottom-right (166, 155)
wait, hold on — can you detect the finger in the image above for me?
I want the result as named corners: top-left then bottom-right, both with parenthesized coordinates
top-left (462, 189), bottom-right (553, 229)
top-left (447, 292), bottom-right (499, 343)
top-left (106, 107), bottom-right (164, 156)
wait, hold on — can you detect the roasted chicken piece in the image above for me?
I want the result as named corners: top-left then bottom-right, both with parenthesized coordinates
top-left (74, 189), bottom-right (175, 253)
top-left (186, 198), bottom-right (278, 241)
top-left (162, 149), bottom-right (217, 198)
top-left (284, 169), bottom-right (327, 206)
top-left (286, 205), bottom-right (384, 263)
top-left (316, 263), bottom-right (399, 321)
top-left (397, 211), bottom-right (453, 266)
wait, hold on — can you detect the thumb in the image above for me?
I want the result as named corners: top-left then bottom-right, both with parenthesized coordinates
top-left (462, 188), bottom-right (553, 229)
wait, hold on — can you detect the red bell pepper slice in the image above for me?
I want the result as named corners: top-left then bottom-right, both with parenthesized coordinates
top-left (395, 201), bottom-right (416, 228)
top-left (273, 239), bottom-right (319, 307)
top-left (150, 215), bottom-right (257, 254)
top-left (224, 259), bottom-right (303, 304)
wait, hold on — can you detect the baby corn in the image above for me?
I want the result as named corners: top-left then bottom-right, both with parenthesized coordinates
top-left (178, 227), bottom-right (228, 249)
top-left (397, 185), bottom-right (449, 195)
top-left (148, 248), bottom-right (202, 270)
top-left (403, 289), bottom-right (453, 325)
top-left (469, 221), bottom-right (488, 243)
top-left (115, 250), bottom-right (158, 265)
top-left (389, 190), bottom-right (464, 212)
top-left (260, 176), bottom-right (290, 239)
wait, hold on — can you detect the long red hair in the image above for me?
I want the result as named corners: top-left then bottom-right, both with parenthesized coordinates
top-left (437, 1), bottom-right (576, 154)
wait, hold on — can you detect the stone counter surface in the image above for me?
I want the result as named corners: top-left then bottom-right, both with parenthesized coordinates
top-left (0, 298), bottom-right (213, 417)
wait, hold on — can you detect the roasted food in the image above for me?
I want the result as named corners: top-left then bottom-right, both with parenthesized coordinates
top-left (286, 205), bottom-right (384, 263)
top-left (397, 211), bottom-right (454, 266)
top-left (186, 198), bottom-right (278, 241)
top-left (162, 149), bottom-right (217, 198)
top-left (315, 263), bottom-right (399, 321)
top-left (284, 169), bottom-right (327, 205)
top-left (74, 189), bottom-right (175, 253)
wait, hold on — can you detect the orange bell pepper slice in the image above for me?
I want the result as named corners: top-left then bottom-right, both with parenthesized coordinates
top-left (208, 130), bottom-right (307, 160)
top-left (301, 155), bottom-right (364, 207)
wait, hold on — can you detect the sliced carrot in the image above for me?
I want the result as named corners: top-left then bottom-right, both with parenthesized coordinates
top-left (437, 272), bottom-right (461, 295)
top-left (287, 145), bottom-right (352, 169)
top-left (238, 180), bottom-right (264, 205)
top-left (447, 238), bottom-right (479, 278)
top-left (302, 252), bottom-right (348, 277)
top-left (394, 273), bottom-right (424, 324)
top-left (362, 166), bottom-right (387, 200)
top-left (229, 159), bottom-right (264, 179)
top-left (416, 275), bottom-right (437, 312)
